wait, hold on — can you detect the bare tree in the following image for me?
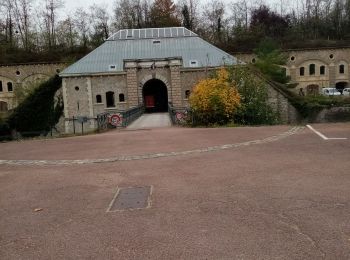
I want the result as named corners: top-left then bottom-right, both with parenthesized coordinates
top-left (113, 0), bottom-right (151, 29)
top-left (56, 16), bottom-right (77, 49)
top-left (74, 8), bottom-right (90, 48)
top-left (89, 3), bottom-right (110, 44)
top-left (12, 0), bottom-right (33, 50)
top-left (42, 0), bottom-right (64, 48)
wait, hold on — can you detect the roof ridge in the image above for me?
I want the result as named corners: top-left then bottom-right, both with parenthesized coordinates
top-left (107, 27), bottom-right (197, 41)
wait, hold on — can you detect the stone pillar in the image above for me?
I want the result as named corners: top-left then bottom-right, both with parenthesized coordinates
top-left (62, 78), bottom-right (70, 133)
top-left (289, 66), bottom-right (297, 83)
top-left (170, 66), bottom-right (182, 107)
top-left (126, 68), bottom-right (139, 108)
top-left (329, 63), bottom-right (336, 87)
top-left (86, 77), bottom-right (95, 129)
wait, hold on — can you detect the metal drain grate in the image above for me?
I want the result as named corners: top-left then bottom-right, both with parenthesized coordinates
top-left (107, 186), bottom-right (152, 212)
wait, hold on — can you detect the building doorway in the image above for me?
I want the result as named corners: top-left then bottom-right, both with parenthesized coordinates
top-left (142, 79), bottom-right (168, 113)
top-left (306, 84), bottom-right (319, 96)
top-left (336, 82), bottom-right (348, 94)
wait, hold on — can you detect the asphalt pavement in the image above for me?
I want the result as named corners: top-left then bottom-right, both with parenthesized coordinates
top-left (0, 123), bottom-right (350, 259)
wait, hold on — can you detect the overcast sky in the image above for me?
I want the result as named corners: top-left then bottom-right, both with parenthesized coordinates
top-left (62, 0), bottom-right (285, 16)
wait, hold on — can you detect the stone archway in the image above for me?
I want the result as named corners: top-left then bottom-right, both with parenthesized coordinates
top-left (0, 101), bottom-right (8, 112)
top-left (336, 82), bottom-right (348, 94)
top-left (142, 79), bottom-right (168, 113)
top-left (306, 84), bottom-right (320, 96)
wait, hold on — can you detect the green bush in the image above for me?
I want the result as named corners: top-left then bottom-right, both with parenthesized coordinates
top-left (7, 75), bottom-right (63, 134)
top-left (228, 66), bottom-right (279, 125)
top-left (253, 38), bottom-right (290, 84)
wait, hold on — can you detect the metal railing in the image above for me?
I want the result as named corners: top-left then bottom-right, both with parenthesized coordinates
top-left (97, 105), bottom-right (144, 131)
top-left (168, 103), bottom-right (191, 126)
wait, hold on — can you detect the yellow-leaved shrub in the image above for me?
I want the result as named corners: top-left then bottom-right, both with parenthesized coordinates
top-left (189, 68), bottom-right (241, 125)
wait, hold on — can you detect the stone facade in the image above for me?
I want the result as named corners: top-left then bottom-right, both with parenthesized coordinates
top-left (235, 47), bottom-right (350, 94)
top-left (62, 58), bottom-right (299, 133)
top-left (0, 63), bottom-right (67, 114)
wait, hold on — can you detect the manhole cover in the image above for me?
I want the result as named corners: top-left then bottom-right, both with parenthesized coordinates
top-left (107, 186), bottom-right (152, 212)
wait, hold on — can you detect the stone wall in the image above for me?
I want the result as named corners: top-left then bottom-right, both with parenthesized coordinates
top-left (267, 85), bottom-right (299, 124)
top-left (313, 107), bottom-right (350, 123)
top-left (235, 47), bottom-right (350, 94)
top-left (62, 63), bottom-right (301, 133)
top-left (0, 63), bottom-right (67, 111)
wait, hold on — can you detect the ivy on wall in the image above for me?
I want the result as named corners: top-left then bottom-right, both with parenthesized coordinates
top-left (7, 75), bottom-right (63, 134)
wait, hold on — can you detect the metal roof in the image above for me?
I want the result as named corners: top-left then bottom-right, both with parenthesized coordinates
top-left (60, 27), bottom-right (241, 76)
top-left (107, 27), bottom-right (197, 40)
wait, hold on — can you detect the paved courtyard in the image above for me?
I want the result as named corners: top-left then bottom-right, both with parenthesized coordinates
top-left (0, 123), bottom-right (350, 259)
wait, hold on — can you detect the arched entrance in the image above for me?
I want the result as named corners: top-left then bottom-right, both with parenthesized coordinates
top-left (142, 79), bottom-right (168, 113)
top-left (306, 84), bottom-right (319, 96)
top-left (0, 101), bottom-right (8, 112)
top-left (336, 82), bottom-right (348, 94)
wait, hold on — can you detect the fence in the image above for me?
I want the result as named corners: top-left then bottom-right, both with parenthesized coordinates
top-left (97, 105), bottom-right (144, 131)
top-left (168, 103), bottom-right (191, 126)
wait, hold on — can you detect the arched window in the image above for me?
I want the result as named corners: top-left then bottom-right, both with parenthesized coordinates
top-left (96, 94), bottom-right (102, 103)
top-left (106, 91), bottom-right (115, 107)
top-left (309, 64), bottom-right (315, 75)
top-left (7, 82), bottom-right (13, 92)
top-left (339, 64), bottom-right (345, 74)
top-left (185, 90), bottom-right (190, 99)
top-left (119, 93), bottom-right (125, 102)
top-left (0, 81), bottom-right (3, 92)
top-left (0, 101), bottom-right (8, 112)
top-left (300, 67), bottom-right (305, 76)
top-left (320, 66), bottom-right (325, 75)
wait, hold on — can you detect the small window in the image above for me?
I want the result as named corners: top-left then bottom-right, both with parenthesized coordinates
top-left (119, 93), bottom-right (125, 102)
top-left (290, 56), bottom-right (295, 61)
top-left (309, 64), bottom-right (315, 75)
top-left (16, 70), bottom-right (20, 76)
top-left (300, 67), bottom-right (305, 76)
top-left (106, 91), bottom-right (115, 107)
top-left (7, 82), bottom-right (13, 92)
top-left (0, 81), bottom-right (2, 92)
top-left (320, 66), bottom-right (325, 75)
top-left (153, 40), bottom-right (161, 44)
top-left (339, 64), bottom-right (345, 74)
top-left (252, 58), bottom-right (256, 63)
top-left (109, 65), bottom-right (117, 71)
top-left (189, 60), bottom-right (198, 67)
top-left (75, 86), bottom-right (79, 91)
top-left (185, 90), bottom-right (190, 99)
top-left (330, 54), bottom-right (334, 59)
top-left (96, 95), bottom-right (102, 103)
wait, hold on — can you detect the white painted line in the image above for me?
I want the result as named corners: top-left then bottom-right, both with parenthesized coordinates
top-left (306, 125), bottom-right (347, 140)
top-left (306, 125), bottom-right (328, 140)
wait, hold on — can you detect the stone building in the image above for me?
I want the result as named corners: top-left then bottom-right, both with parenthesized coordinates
top-left (235, 47), bottom-right (350, 95)
top-left (0, 63), bottom-right (67, 115)
top-left (60, 27), bottom-right (241, 133)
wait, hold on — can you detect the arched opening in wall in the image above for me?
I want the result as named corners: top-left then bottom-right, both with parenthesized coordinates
top-left (336, 82), bottom-right (348, 93)
top-left (0, 101), bottom-right (8, 112)
top-left (339, 64), bottom-right (345, 74)
top-left (320, 66), bottom-right (325, 75)
top-left (0, 81), bottom-right (3, 92)
top-left (309, 64), bottom-right (316, 75)
top-left (106, 91), bottom-right (115, 107)
top-left (96, 94), bottom-right (102, 103)
top-left (300, 67), bottom-right (305, 76)
top-left (142, 79), bottom-right (168, 113)
top-left (7, 82), bottom-right (13, 92)
top-left (306, 84), bottom-right (319, 96)
top-left (119, 93), bottom-right (125, 102)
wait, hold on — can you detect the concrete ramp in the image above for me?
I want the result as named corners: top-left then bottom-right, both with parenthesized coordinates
top-left (127, 113), bottom-right (171, 129)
